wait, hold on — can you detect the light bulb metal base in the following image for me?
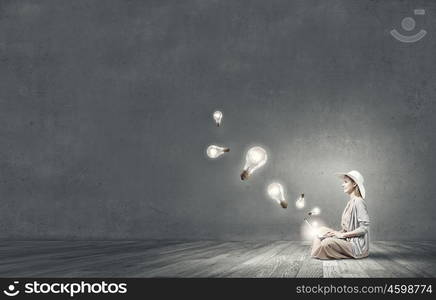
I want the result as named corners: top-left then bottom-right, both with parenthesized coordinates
top-left (240, 170), bottom-right (250, 180)
top-left (280, 200), bottom-right (288, 209)
top-left (223, 148), bottom-right (230, 152)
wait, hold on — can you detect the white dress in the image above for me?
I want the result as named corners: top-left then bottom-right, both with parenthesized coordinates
top-left (343, 197), bottom-right (370, 258)
top-left (311, 197), bottom-right (370, 259)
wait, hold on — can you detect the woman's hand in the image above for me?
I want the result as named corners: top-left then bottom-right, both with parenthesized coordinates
top-left (324, 230), bottom-right (345, 239)
top-left (324, 230), bottom-right (339, 237)
top-left (334, 232), bottom-right (346, 239)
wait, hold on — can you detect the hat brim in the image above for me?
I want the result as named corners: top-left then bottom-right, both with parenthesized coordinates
top-left (335, 172), bottom-right (366, 199)
top-left (334, 172), bottom-right (348, 179)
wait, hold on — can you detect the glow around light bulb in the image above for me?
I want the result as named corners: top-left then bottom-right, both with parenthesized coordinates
top-left (309, 226), bottom-right (320, 237)
top-left (309, 206), bottom-right (321, 216)
top-left (267, 182), bottom-right (288, 208)
top-left (240, 146), bottom-right (267, 180)
top-left (213, 111), bottom-right (223, 126)
top-left (206, 145), bottom-right (229, 159)
top-left (247, 148), bottom-right (265, 164)
top-left (295, 193), bottom-right (305, 209)
top-left (267, 183), bottom-right (284, 203)
top-left (301, 218), bottom-right (325, 240)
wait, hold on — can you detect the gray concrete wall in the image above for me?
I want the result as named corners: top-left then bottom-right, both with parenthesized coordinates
top-left (0, 0), bottom-right (435, 240)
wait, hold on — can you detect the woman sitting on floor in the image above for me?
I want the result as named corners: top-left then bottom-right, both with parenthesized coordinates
top-left (311, 170), bottom-right (370, 260)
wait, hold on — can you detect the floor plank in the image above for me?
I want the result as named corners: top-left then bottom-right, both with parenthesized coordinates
top-left (226, 241), bottom-right (294, 278)
top-left (368, 243), bottom-right (423, 278)
top-left (267, 242), bottom-right (307, 277)
top-left (376, 241), bottom-right (436, 278)
top-left (187, 241), bottom-right (270, 277)
top-left (296, 242), bottom-right (323, 278)
top-left (0, 241), bottom-right (434, 277)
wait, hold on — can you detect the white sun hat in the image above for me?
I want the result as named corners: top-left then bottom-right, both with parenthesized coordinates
top-left (335, 170), bottom-right (366, 199)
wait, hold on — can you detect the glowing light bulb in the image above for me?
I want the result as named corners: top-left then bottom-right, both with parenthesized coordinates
top-left (304, 218), bottom-right (319, 236)
top-left (304, 206), bottom-right (321, 231)
top-left (267, 182), bottom-right (288, 209)
top-left (301, 218), bottom-right (325, 240)
top-left (240, 146), bottom-right (267, 180)
top-left (213, 111), bottom-right (223, 127)
top-left (308, 207), bottom-right (321, 216)
top-left (295, 193), bottom-right (305, 209)
top-left (206, 145), bottom-right (230, 159)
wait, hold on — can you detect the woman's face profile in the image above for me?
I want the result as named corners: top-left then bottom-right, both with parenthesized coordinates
top-left (341, 176), bottom-right (356, 195)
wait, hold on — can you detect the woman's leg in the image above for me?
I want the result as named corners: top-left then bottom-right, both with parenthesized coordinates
top-left (311, 236), bottom-right (322, 257)
top-left (313, 238), bottom-right (354, 259)
top-left (311, 226), bottom-right (336, 257)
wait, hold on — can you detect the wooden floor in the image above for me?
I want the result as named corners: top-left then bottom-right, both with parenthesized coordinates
top-left (0, 241), bottom-right (435, 277)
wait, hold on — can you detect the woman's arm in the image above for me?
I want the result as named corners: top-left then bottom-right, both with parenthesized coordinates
top-left (336, 199), bottom-right (370, 239)
top-left (340, 223), bottom-right (368, 238)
